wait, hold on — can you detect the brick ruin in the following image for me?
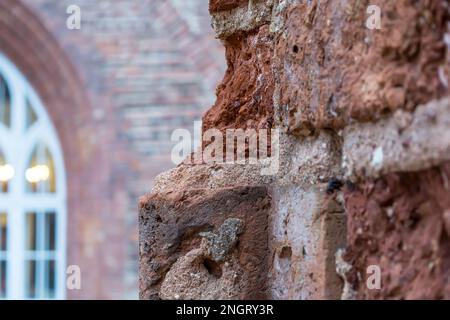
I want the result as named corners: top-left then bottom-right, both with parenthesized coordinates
top-left (139, 0), bottom-right (450, 299)
top-left (1, 0), bottom-right (226, 299)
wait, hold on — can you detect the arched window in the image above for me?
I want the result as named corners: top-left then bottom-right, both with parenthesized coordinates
top-left (0, 54), bottom-right (67, 300)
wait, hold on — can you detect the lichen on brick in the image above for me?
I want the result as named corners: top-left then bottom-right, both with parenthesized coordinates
top-left (200, 218), bottom-right (245, 262)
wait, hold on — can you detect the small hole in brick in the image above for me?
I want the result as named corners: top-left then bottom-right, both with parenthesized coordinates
top-left (155, 215), bottom-right (162, 223)
top-left (203, 258), bottom-right (223, 278)
top-left (380, 107), bottom-right (391, 116)
top-left (293, 45), bottom-right (299, 53)
top-left (279, 246), bottom-right (292, 259)
top-left (278, 246), bottom-right (292, 272)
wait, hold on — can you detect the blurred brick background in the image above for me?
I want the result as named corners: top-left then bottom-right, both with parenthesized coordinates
top-left (0, 0), bottom-right (225, 299)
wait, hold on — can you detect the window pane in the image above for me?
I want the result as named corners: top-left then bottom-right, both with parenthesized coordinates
top-left (0, 151), bottom-right (13, 193)
top-left (26, 212), bottom-right (37, 251)
top-left (0, 74), bottom-right (11, 128)
top-left (45, 212), bottom-right (56, 251)
top-left (0, 213), bottom-right (7, 251)
top-left (0, 260), bottom-right (6, 298)
top-left (44, 260), bottom-right (56, 299)
top-left (0, 180), bottom-right (7, 193)
top-left (25, 260), bottom-right (37, 299)
top-left (26, 145), bottom-right (56, 193)
top-left (26, 100), bottom-right (38, 130)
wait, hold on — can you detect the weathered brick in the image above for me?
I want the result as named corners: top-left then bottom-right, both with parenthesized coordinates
top-left (203, 24), bottom-right (275, 132)
top-left (137, 0), bottom-right (450, 301)
top-left (273, 0), bottom-right (449, 134)
top-left (139, 186), bottom-right (270, 299)
top-left (343, 163), bottom-right (450, 299)
top-left (209, 0), bottom-right (249, 13)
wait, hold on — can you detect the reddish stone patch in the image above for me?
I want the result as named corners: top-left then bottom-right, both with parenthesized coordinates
top-left (139, 186), bottom-right (270, 299)
top-left (209, 0), bottom-right (249, 13)
top-left (203, 25), bottom-right (274, 132)
top-left (275, 0), bottom-right (449, 133)
top-left (343, 162), bottom-right (450, 299)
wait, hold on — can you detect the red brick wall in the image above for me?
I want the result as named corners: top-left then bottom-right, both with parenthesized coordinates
top-left (0, 0), bottom-right (225, 299)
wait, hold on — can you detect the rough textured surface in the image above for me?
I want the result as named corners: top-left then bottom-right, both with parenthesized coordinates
top-left (343, 98), bottom-right (450, 180)
top-left (210, 0), bottom-right (249, 13)
top-left (269, 185), bottom-right (346, 299)
top-left (211, 0), bottom-right (274, 39)
top-left (153, 131), bottom-right (342, 193)
top-left (335, 249), bottom-right (358, 300)
top-left (159, 219), bottom-right (245, 300)
top-left (140, 0), bottom-right (450, 300)
top-left (203, 24), bottom-right (275, 132)
top-left (200, 218), bottom-right (244, 262)
top-left (273, 0), bottom-right (450, 134)
top-left (139, 187), bottom-right (270, 299)
top-left (343, 163), bottom-right (450, 299)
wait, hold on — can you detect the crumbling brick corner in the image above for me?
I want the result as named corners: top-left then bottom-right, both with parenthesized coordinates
top-left (139, 0), bottom-right (450, 299)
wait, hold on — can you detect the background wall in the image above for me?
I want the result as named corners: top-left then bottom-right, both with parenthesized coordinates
top-left (0, 0), bottom-right (225, 299)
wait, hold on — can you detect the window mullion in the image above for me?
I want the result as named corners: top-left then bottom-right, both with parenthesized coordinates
top-left (8, 71), bottom-right (25, 299)
top-left (39, 211), bottom-right (45, 299)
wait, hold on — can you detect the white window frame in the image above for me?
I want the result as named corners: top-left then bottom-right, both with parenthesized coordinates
top-left (0, 53), bottom-right (67, 300)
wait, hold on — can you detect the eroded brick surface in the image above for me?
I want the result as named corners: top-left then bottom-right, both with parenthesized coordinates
top-left (139, 187), bottom-right (270, 299)
top-left (274, 0), bottom-right (450, 134)
top-left (343, 163), bottom-right (450, 299)
top-left (209, 0), bottom-right (248, 13)
top-left (203, 25), bottom-right (275, 132)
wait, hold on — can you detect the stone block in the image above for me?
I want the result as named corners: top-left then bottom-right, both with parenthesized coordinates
top-left (139, 186), bottom-right (270, 299)
top-left (268, 185), bottom-right (346, 299)
top-left (210, 0), bottom-right (274, 39)
top-left (153, 131), bottom-right (342, 193)
top-left (343, 98), bottom-right (450, 181)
